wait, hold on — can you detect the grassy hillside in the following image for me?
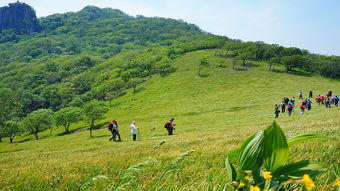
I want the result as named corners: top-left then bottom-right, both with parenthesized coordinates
top-left (0, 49), bottom-right (339, 190)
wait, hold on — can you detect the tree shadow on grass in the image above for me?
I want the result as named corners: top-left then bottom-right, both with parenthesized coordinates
top-left (14, 138), bottom-right (31, 143)
top-left (271, 69), bottom-right (313, 77)
top-left (133, 87), bottom-right (145, 94)
top-left (58, 122), bottom-right (108, 136)
top-left (57, 126), bottom-right (86, 136)
top-left (234, 68), bottom-right (247, 71)
top-left (244, 62), bottom-right (260, 68)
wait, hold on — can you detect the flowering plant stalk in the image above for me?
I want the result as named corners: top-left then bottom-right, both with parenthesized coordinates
top-left (224, 121), bottom-right (332, 191)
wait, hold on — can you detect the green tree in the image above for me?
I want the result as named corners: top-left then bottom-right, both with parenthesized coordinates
top-left (198, 57), bottom-right (209, 76)
top-left (0, 88), bottom-right (22, 142)
top-left (82, 100), bottom-right (108, 137)
top-left (127, 77), bottom-right (143, 92)
top-left (237, 45), bottom-right (257, 66)
top-left (281, 55), bottom-right (307, 73)
top-left (53, 107), bottom-right (82, 133)
top-left (21, 109), bottom-right (53, 139)
top-left (1, 120), bottom-right (22, 143)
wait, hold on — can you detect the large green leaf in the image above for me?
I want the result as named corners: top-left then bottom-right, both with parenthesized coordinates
top-left (272, 160), bottom-right (326, 181)
top-left (238, 131), bottom-right (265, 170)
top-left (287, 134), bottom-right (333, 147)
top-left (263, 121), bottom-right (289, 172)
top-left (227, 149), bottom-right (240, 160)
top-left (225, 156), bottom-right (237, 181)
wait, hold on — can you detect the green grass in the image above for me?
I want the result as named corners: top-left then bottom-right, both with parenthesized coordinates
top-left (0, 49), bottom-right (339, 190)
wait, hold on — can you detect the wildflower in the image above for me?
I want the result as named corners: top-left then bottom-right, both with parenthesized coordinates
top-left (239, 183), bottom-right (245, 187)
top-left (302, 174), bottom-right (315, 190)
top-left (250, 185), bottom-right (261, 191)
top-left (245, 176), bottom-right (251, 181)
top-left (335, 178), bottom-right (340, 186)
top-left (263, 171), bottom-right (272, 180)
top-left (232, 181), bottom-right (238, 186)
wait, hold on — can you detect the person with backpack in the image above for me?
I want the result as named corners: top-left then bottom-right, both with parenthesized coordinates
top-left (290, 97), bottom-right (296, 106)
top-left (309, 90), bottom-right (313, 98)
top-left (307, 99), bottom-right (312, 111)
top-left (325, 98), bottom-right (331, 108)
top-left (274, 104), bottom-right (280, 118)
top-left (108, 121), bottom-right (116, 141)
top-left (334, 96), bottom-right (339, 107)
top-left (130, 121), bottom-right (138, 141)
top-left (164, 118), bottom-right (174, 135)
top-left (299, 91), bottom-right (303, 99)
top-left (315, 95), bottom-right (321, 106)
top-left (281, 101), bottom-right (286, 113)
top-left (113, 120), bottom-right (121, 141)
top-left (287, 103), bottom-right (294, 116)
top-left (300, 102), bottom-right (306, 115)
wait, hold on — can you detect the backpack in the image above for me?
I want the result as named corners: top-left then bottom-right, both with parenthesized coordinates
top-left (108, 123), bottom-right (114, 131)
top-left (164, 122), bottom-right (169, 129)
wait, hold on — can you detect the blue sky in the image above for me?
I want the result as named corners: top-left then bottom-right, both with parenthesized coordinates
top-left (1, 0), bottom-right (340, 56)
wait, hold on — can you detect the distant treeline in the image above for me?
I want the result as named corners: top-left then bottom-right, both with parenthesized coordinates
top-left (217, 41), bottom-right (340, 78)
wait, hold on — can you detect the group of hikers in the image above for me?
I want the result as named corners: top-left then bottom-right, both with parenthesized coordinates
top-left (107, 118), bottom-right (176, 142)
top-left (274, 90), bottom-right (339, 118)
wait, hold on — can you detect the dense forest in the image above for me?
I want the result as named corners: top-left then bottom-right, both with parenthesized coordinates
top-left (0, 3), bottom-right (340, 142)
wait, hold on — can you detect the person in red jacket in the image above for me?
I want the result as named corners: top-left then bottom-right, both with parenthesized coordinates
top-left (165, 118), bottom-right (175, 135)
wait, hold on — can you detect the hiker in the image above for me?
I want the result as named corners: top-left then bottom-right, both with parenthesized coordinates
top-left (300, 102), bottom-right (306, 115)
top-left (290, 97), bottom-right (296, 106)
top-left (320, 95), bottom-right (325, 105)
top-left (325, 98), bottom-right (331, 108)
top-left (309, 90), bottom-right (313, 98)
top-left (108, 121), bottom-right (116, 141)
top-left (315, 95), bottom-right (321, 106)
top-left (299, 91), bottom-right (303, 99)
top-left (307, 99), bottom-right (312, 111)
top-left (281, 101), bottom-right (286, 113)
top-left (334, 96), bottom-right (339, 107)
top-left (274, 104), bottom-right (280, 118)
top-left (287, 103), bottom-right (294, 116)
top-left (284, 97), bottom-right (289, 105)
top-left (164, 118), bottom-right (174, 135)
top-left (327, 90), bottom-right (333, 97)
top-left (113, 120), bottom-right (121, 141)
top-left (130, 121), bottom-right (138, 141)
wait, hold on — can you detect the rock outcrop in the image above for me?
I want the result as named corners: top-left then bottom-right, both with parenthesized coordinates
top-left (0, 1), bottom-right (41, 33)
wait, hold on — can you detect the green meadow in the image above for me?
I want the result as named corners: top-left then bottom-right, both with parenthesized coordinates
top-left (0, 49), bottom-right (339, 190)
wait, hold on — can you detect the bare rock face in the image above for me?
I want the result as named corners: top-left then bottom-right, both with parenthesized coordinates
top-left (0, 2), bottom-right (41, 34)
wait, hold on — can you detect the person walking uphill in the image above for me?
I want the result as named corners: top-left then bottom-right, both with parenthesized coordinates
top-left (164, 118), bottom-right (175, 135)
top-left (130, 121), bottom-right (138, 141)
top-left (274, 104), bottom-right (280, 118)
top-left (281, 101), bottom-right (286, 113)
top-left (287, 103), bottom-right (294, 116)
top-left (113, 120), bottom-right (121, 141)
top-left (334, 96), bottom-right (339, 107)
top-left (309, 90), bottom-right (313, 98)
top-left (299, 91), bottom-right (303, 99)
top-left (108, 121), bottom-right (116, 141)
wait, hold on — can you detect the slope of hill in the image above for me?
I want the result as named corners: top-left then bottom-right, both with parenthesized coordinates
top-left (0, 49), bottom-right (339, 190)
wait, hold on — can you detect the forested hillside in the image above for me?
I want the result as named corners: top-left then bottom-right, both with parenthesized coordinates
top-left (1, 3), bottom-right (340, 141)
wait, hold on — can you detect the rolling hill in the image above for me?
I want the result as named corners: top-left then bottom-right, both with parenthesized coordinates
top-left (0, 2), bottom-right (339, 191)
top-left (0, 49), bottom-right (339, 190)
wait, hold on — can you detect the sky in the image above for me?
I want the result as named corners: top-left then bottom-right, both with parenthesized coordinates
top-left (1, 0), bottom-right (340, 56)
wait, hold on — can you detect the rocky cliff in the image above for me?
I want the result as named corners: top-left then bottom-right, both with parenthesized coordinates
top-left (0, 2), bottom-right (41, 33)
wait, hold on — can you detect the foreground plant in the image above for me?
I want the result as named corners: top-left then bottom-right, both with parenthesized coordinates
top-left (225, 121), bottom-right (331, 191)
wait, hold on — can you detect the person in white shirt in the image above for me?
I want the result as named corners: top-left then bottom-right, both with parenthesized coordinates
top-left (130, 121), bottom-right (138, 141)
